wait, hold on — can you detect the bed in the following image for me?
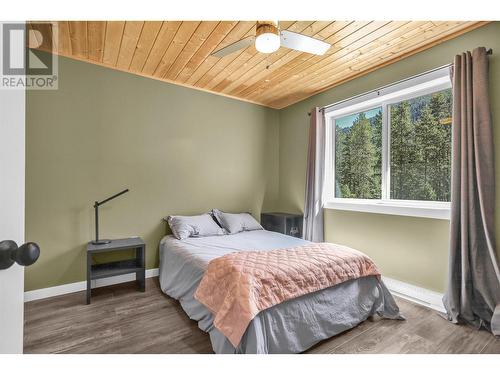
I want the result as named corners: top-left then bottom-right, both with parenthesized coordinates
top-left (159, 229), bottom-right (403, 354)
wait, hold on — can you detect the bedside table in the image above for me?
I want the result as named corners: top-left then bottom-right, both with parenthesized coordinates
top-left (261, 212), bottom-right (303, 238)
top-left (86, 237), bottom-right (145, 304)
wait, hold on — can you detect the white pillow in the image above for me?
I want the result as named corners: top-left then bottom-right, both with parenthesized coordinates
top-left (165, 213), bottom-right (225, 240)
top-left (212, 209), bottom-right (263, 235)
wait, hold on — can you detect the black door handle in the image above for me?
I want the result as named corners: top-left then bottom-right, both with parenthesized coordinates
top-left (0, 240), bottom-right (40, 270)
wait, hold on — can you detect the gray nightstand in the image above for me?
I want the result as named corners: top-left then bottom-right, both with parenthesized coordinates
top-left (86, 237), bottom-right (145, 304)
top-left (261, 212), bottom-right (303, 238)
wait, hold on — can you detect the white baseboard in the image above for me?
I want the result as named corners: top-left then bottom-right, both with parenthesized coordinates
top-left (382, 276), bottom-right (445, 313)
top-left (24, 268), bottom-right (159, 302)
top-left (25, 270), bottom-right (444, 314)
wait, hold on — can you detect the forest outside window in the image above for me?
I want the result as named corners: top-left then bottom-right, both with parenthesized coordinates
top-left (389, 89), bottom-right (452, 202)
top-left (324, 67), bottom-right (452, 219)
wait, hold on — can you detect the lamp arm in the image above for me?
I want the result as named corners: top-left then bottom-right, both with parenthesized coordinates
top-left (96, 189), bottom-right (129, 206)
top-left (92, 188), bottom-right (129, 245)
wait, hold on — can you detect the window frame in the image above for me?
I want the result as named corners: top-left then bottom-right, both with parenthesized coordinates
top-left (323, 67), bottom-right (452, 220)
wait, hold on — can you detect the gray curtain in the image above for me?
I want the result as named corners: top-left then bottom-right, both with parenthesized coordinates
top-left (303, 107), bottom-right (325, 242)
top-left (443, 47), bottom-right (500, 335)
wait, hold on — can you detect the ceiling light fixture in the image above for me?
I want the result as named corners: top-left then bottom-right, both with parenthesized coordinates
top-left (255, 22), bottom-right (280, 54)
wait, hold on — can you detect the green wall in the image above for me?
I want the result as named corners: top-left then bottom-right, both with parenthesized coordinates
top-left (25, 54), bottom-right (279, 291)
top-left (26, 23), bottom-right (500, 293)
top-left (278, 22), bottom-right (500, 293)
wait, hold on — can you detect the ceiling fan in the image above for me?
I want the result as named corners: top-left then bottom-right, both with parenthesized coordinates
top-left (210, 21), bottom-right (331, 58)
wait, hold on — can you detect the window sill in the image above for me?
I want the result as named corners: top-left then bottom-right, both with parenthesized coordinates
top-left (324, 199), bottom-right (450, 220)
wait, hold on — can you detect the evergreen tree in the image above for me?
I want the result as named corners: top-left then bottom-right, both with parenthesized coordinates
top-left (348, 113), bottom-right (376, 198)
top-left (371, 109), bottom-right (383, 198)
top-left (415, 105), bottom-right (439, 200)
top-left (335, 126), bottom-right (350, 197)
top-left (390, 101), bottom-right (420, 199)
top-left (429, 91), bottom-right (450, 120)
top-left (429, 91), bottom-right (452, 201)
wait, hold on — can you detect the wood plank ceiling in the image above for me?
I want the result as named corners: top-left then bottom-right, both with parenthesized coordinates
top-left (30, 21), bottom-right (487, 109)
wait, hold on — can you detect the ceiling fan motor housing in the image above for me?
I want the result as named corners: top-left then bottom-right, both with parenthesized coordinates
top-left (256, 21), bottom-right (279, 36)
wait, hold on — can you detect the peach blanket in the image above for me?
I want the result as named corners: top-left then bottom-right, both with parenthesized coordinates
top-left (194, 242), bottom-right (381, 347)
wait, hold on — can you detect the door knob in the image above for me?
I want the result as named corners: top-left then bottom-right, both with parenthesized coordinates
top-left (0, 240), bottom-right (40, 270)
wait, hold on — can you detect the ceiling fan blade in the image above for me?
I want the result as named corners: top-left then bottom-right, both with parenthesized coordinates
top-left (280, 30), bottom-right (331, 55)
top-left (211, 36), bottom-right (255, 58)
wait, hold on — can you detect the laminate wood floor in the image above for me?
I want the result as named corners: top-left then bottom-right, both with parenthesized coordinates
top-left (24, 278), bottom-right (500, 354)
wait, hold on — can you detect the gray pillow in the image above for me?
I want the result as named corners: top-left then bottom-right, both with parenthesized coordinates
top-left (212, 209), bottom-right (263, 235)
top-left (165, 213), bottom-right (225, 240)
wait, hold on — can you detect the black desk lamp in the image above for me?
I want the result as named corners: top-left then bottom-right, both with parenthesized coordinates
top-left (92, 189), bottom-right (129, 245)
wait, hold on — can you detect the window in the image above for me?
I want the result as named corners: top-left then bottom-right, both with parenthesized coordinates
top-left (335, 107), bottom-right (382, 199)
top-left (389, 89), bottom-right (452, 202)
top-left (324, 67), bottom-right (452, 219)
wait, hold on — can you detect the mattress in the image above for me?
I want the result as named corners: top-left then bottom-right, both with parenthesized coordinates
top-left (159, 230), bottom-right (402, 353)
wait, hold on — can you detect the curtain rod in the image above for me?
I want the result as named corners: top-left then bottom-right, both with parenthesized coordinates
top-left (307, 48), bottom-right (493, 117)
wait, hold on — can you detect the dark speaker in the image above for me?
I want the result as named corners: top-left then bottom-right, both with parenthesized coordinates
top-left (261, 212), bottom-right (303, 238)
